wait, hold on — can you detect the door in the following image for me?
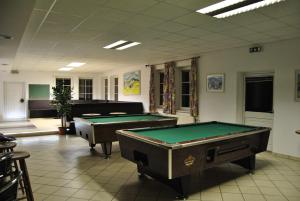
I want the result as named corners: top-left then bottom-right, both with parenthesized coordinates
top-left (243, 74), bottom-right (274, 151)
top-left (3, 82), bottom-right (26, 120)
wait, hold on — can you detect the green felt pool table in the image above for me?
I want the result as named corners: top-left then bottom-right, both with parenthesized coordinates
top-left (116, 121), bottom-right (270, 199)
top-left (74, 114), bottom-right (177, 158)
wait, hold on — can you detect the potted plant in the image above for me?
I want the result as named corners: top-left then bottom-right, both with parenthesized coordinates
top-left (51, 84), bottom-right (72, 135)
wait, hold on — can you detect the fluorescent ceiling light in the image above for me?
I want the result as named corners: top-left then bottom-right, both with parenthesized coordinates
top-left (196, 0), bottom-right (285, 18)
top-left (116, 42), bottom-right (141, 50)
top-left (196, 0), bottom-right (245, 14)
top-left (66, 62), bottom-right (86, 67)
top-left (214, 0), bottom-right (285, 18)
top-left (59, 67), bottom-right (73, 71)
top-left (103, 40), bottom-right (127, 49)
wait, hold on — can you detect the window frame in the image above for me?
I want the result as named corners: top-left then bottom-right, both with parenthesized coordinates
top-left (104, 77), bottom-right (108, 100)
top-left (79, 78), bottom-right (93, 100)
top-left (114, 77), bottom-right (119, 101)
top-left (178, 66), bottom-right (191, 111)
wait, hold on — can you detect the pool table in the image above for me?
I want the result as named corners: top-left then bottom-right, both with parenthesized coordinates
top-left (74, 114), bottom-right (177, 158)
top-left (116, 121), bottom-right (270, 199)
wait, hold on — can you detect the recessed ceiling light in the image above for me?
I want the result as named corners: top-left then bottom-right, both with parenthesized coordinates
top-left (103, 40), bottom-right (128, 49)
top-left (59, 67), bottom-right (73, 71)
top-left (66, 62), bottom-right (86, 67)
top-left (0, 34), bottom-right (13, 40)
top-left (196, 0), bottom-right (285, 18)
top-left (116, 42), bottom-right (141, 50)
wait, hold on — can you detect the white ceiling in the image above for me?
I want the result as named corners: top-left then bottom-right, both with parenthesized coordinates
top-left (3, 0), bottom-right (300, 72)
top-left (0, 0), bottom-right (35, 72)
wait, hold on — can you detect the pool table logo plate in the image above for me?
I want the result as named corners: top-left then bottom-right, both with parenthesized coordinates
top-left (184, 155), bottom-right (196, 167)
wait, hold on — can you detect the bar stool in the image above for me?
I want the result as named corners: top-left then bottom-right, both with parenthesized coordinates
top-left (12, 151), bottom-right (34, 201)
top-left (0, 141), bottom-right (17, 153)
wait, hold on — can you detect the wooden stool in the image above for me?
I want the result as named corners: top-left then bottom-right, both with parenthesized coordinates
top-left (0, 141), bottom-right (17, 153)
top-left (12, 151), bottom-right (34, 201)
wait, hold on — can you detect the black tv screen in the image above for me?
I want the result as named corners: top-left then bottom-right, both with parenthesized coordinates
top-left (245, 76), bottom-right (273, 113)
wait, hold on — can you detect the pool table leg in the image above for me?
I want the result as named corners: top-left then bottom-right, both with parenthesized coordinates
top-left (232, 155), bottom-right (256, 173)
top-left (171, 175), bottom-right (190, 200)
top-left (137, 162), bottom-right (190, 200)
top-left (100, 142), bottom-right (112, 159)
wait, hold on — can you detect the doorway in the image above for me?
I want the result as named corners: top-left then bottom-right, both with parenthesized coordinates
top-left (243, 73), bottom-right (274, 151)
top-left (3, 82), bottom-right (26, 120)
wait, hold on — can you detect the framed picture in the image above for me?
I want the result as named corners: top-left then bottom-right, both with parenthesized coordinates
top-left (295, 70), bottom-right (300, 101)
top-left (123, 70), bottom-right (141, 95)
top-left (207, 74), bottom-right (225, 92)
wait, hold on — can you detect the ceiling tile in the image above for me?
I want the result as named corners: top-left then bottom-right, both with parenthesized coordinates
top-left (164, 0), bottom-right (219, 10)
top-left (127, 14), bottom-right (164, 28)
top-left (153, 21), bottom-right (190, 33)
top-left (105, 0), bottom-right (159, 13)
top-left (52, 0), bottom-right (106, 18)
top-left (143, 2), bottom-right (190, 20)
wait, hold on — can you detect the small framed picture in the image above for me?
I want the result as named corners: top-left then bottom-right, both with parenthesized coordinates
top-left (295, 70), bottom-right (300, 101)
top-left (207, 74), bottom-right (225, 92)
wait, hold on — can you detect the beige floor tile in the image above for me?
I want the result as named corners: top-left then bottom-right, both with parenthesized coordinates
top-left (33, 193), bottom-right (50, 201)
top-left (220, 185), bottom-right (240, 193)
top-left (35, 185), bottom-right (60, 195)
top-left (264, 195), bottom-right (288, 201)
top-left (285, 196), bottom-right (300, 201)
top-left (53, 187), bottom-right (78, 197)
top-left (44, 195), bottom-right (69, 201)
top-left (239, 186), bottom-right (261, 194)
top-left (201, 191), bottom-right (222, 201)
top-left (259, 187), bottom-right (282, 195)
top-left (222, 193), bottom-right (244, 201)
top-left (71, 189), bottom-right (97, 199)
top-left (66, 198), bottom-right (88, 201)
top-left (90, 191), bottom-right (115, 201)
top-left (243, 194), bottom-right (266, 201)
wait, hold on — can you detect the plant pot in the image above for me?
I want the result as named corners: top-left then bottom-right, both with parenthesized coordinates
top-left (58, 127), bottom-right (65, 135)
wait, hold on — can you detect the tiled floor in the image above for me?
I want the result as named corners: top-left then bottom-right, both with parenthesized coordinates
top-left (0, 118), bottom-right (59, 135)
top-left (14, 135), bottom-right (300, 201)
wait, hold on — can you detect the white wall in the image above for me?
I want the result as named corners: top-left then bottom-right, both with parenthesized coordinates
top-left (199, 38), bottom-right (300, 158)
top-left (102, 38), bottom-right (300, 158)
top-left (0, 71), bottom-right (101, 120)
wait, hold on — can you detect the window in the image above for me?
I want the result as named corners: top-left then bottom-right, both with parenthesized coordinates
top-left (159, 72), bottom-right (164, 106)
top-left (114, 77), bottom-right (118, 101)
top-left (245, 76), bottom-right (273, 113)
top-left (56, 78), bottom-right (71, 91)
top-left (181, 70), bottom-right (190, 108)
top-left (79, 79), bottom-right (93, 100)
top-left (104, 78), bottom-right (108, 100)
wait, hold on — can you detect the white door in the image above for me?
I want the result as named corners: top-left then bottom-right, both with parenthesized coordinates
top-left (243, 74), bottom-right (274, 151)
top-left (3, 82), bottom-right (26, 120)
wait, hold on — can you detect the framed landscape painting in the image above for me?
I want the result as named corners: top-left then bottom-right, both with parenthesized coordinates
top-left (296, 70), bottom-right (300, 101)
top-left (123, 70), bottom-right (141, 95)
top-left (207, 74), bottom-right (225, 92)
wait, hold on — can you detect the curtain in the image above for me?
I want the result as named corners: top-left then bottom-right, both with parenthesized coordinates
top-left (163, 62), bottom-right (176, 114)
top-left (190, 57), bottom-right (199, 119)
top-left (149, 65), bottom-right (156, 113)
